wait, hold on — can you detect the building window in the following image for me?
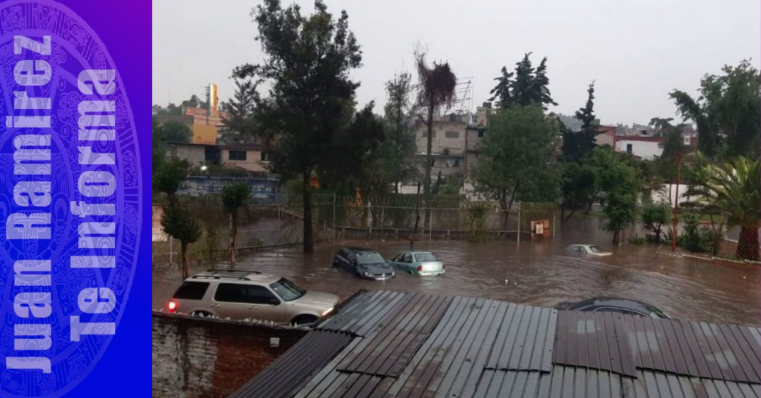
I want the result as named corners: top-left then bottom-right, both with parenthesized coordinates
top-left (626, 144), bottom-right (633, 154)
top-left (445, 131), bottom-right (460, 139)
top-left (453, 159), bottom-right (460, 168)
top-left (422, 131), bottom-right (437, 138)
top-left (261, 151), bottom-right (269, 161)
top-left (478, 129), bottom-right (485, 138)
top-left (229, 150), bottom-right (247, 161)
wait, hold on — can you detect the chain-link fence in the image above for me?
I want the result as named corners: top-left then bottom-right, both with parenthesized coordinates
top-left (152, 193), bottom-right (557, 265)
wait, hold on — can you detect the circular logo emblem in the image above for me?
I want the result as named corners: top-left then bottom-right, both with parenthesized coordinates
top-left (0, 0), bottom-right (141, 396)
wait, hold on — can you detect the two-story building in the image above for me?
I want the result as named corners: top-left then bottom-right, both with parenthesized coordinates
top-left (220, 143), bottom-right (270, 172)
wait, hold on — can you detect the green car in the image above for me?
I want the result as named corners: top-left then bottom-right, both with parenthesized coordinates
top-left (387, 251), bottom-right (446, 276)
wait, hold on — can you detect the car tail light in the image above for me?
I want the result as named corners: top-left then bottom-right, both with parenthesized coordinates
top-left (417, 265), bottom-right (423, 272)
top-left (167, 300), bottom-right (178, 313)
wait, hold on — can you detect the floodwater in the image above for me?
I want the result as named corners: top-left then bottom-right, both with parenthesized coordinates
top-left (152, 216), bottom-right (761, 327)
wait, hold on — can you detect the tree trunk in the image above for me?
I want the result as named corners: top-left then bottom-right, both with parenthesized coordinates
top-left (612, 230), bottom-right (621, 246)
top-left (737, 225), bottom-right (760, 261)
top-left (302, 172), bottom-right (314, 253)
top-left (413, 182), bottom-right (421, 235)
top-left (562, 205), bottom-right (577, 224)
top-left (229, 213), bottom-right (237, 267)
top-left (181, 241), bottom-right (189, 279)
top-left (423, 99), bottom-right (434, 229)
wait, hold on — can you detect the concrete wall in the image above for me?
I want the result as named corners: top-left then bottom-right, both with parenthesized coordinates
top-left (615, 139), bottom-right (662, 160)
top-left (415, 120), bottom-right (468, 156)
top-left (167, 143), bottom-right (207, 166)
top-left (152, 313), bottom-right (307, 398)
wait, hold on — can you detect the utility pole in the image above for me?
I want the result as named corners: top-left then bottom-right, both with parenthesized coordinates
top-left (671, 154), bottom-right (683, 252)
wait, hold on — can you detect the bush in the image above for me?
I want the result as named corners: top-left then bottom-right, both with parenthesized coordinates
top-left (628, 236), bottom-right (646, 245)
top-left (641, 202), bottom-right (671, 244)
top-left (680, 211), bottom-right (708, 252)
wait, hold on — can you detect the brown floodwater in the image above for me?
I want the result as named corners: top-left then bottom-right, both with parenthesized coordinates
top-left (152, 216), bottom-right (761, 327)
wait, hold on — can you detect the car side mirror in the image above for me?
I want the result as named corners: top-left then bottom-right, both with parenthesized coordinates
top-left (269, 298), bottom-right (280, 305)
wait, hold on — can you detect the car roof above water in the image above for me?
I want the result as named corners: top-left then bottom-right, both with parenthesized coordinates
top-left (187, 269), bottom-right (281, 285)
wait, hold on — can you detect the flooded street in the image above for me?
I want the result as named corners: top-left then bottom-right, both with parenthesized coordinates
top-left (153, 216), bottom-right (761, 327)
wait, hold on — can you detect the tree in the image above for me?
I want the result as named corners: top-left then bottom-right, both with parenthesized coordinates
top-left (561, 82), bottom-right (597, 162)
top-left (656, 124), bottom-right (686, 182)
top-left (415, 49), bottom-right (456, 228)
top-left (692, 157), bottom-right (760, 260)
top-left (221, 78), bottom-right (258, 138)
top-left (559, 162), bottom-right (596, 223)
top-left (321, 103), bottom-right (386, 195)
top-left (670, 60), bottom-right (760, 159)
top-left (161, 121), bottom-right (193, 143)
top-left (641, 202), bottom-right (671, 244)
top-left (152, 116), bottom-right (165, 176)
top-left (236, 0), bottom-right (362, 253)
top-left (155, 158), bottom-right (202, 278)
top-left (471, 105), bottom-right (558, 226)
top-left (382, 72), bottom-right (418, 192)
top-left (488, 66), bottom-right (513, 108)
top-left (161, 201), bottom-right (202, 279)
top-left (592, 148), bottom-right (641, 245)
top-left (221, 183), bottom-right (251, 266)
top-left (489, 53), bottom-right (556, 109)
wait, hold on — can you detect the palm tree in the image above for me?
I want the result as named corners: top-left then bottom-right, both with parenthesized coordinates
top-left (221, 183), bottom-right (251, 266)
top-left (694, 157), bottom-right (760, 260)
top-left (415, 48), bottom-right (456, 231)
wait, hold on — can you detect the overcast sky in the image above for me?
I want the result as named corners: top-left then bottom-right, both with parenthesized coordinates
top-left (152, 0), bottom-right (760, 126)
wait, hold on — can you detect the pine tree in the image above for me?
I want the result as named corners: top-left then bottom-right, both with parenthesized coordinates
top-left (221, 78), bottom-right (258, 139)
top-left (561, 82), bottom-right (597, 162)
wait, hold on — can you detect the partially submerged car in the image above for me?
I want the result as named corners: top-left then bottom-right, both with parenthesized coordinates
top-left (165, 269), bottom-right (339, 325)
top-left (564, 244), bottom-right (612, 257)
top-left (554, 296), bottom-right (669, 318)
top-left (387, 251), bottom-right (445, 276)
top-left (332, 247), bottom-right (395, 281)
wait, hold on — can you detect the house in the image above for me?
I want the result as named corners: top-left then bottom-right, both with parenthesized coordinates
top-left (221, 143), bottom-right (270, 172)
top-left (165, 141), bottom-right (220, 166)
top-left (231, 289), bottom-right (761, 398)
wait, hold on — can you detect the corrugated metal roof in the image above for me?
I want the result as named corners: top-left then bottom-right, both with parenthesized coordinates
top-left (246, 290), bottom-right (761, 398)
top-left (228, 330), bottom-right (353, 398)
top-left (554, 311), bottom-right (637, 377)
top-left (317, 290), bottom-right (409, 336)
top-left (336, 293), bottom-right (451, 377)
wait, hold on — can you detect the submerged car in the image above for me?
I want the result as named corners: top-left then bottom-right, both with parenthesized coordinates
top-left (564, 244), bottom-right (612, 257)
top-left (387, 251), bottom-right (445, 276)
top-left (332, 247), bottom-right (395, 281)
top-left (166, 269), bottom-right (340, 325)
top-left (554, 297), bottom-right (669, 319)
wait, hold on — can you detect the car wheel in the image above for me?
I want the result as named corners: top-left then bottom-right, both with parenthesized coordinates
top-left (291, 315), bottom-right (319, 326)
top-left (191, 311), bottom-right (214, 318)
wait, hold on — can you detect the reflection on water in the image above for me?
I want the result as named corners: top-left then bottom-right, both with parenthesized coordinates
top-left (152, 216), bottom-right (761, 327)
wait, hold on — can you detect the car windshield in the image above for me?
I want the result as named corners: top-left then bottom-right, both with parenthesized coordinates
top-left (269, 278), bottom-right (306, 302)
top-left (414, 253), bottom-right (436, 262)
top-left (588, 246), bottom-right (601, 253)
top-left (356, 252), bottom-right (385, 264)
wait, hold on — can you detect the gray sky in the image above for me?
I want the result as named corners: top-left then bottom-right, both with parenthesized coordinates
top-left (153, 0), bottom-right (760, 126)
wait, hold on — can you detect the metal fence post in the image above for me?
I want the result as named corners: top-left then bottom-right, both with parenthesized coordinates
top-left (552, 212), bottom-right (556, 239)
top-left (516, 201), bottom-right (521, 244)
top-left (381, 205), bottom-right (385, 241)
top-left (429, 206), bottom-right (433, 243)
top-left (169, 237), bottom-right (173, 265)
top-left (277, 205), bottom-right (281, 253)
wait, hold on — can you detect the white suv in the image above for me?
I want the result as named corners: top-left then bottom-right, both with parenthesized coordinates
top-left (165, 270), bottom-right (340, 325)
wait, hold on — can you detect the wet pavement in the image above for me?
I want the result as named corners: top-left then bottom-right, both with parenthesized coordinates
top-left (152, 216), bottom-right (761, 327)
